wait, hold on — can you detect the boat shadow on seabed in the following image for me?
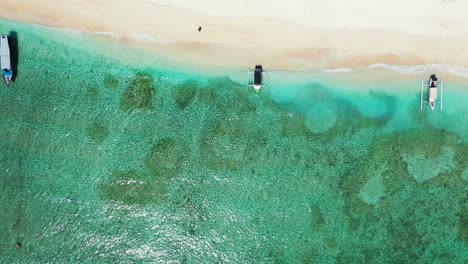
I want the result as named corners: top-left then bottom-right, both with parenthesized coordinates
top-left (9, 30), bottom-right (19, 83)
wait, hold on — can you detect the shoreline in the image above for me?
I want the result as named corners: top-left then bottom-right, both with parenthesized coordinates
top-left (50, 22), bottom-right (468, 83)
top-left (1, 0), bottom-right (468, 77)
top-left (45, 23), bottom-right (468, 86)
top-left (4, 17), bottom-right (468, 90)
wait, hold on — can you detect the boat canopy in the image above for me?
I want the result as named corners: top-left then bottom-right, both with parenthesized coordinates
top-left (429, 87), bottom-right (438, 102)
top-left (1, 35), bottom-right (11, 70)
top-left (254, 65), bottom-right (263, 85)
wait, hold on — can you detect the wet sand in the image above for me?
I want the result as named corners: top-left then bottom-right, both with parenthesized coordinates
top-left (1, 0), bottom-right (468, 71)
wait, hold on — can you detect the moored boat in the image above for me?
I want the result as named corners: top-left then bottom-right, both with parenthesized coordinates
top-left (420, 74), bottom-right (443, 111)
top-left (428, 74), bottom-right (438, 110)
top-left (247, 65), bottom-right (268, 94)
top-left (253, 65), bottom-right (263, 93)
top-left (1, 34), bottom-right (13, 86)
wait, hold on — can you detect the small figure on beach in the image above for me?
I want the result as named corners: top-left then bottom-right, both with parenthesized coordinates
top-left (198, 26), bottom-right (202, 32)
top-left (16, 242), bottom-right (21, 250)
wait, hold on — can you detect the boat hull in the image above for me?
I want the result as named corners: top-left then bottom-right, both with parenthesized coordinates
top-left (1, 34), bottom-right (13, 86)
top-left (253, 84), bottom-right (261, 94)
top-left (428, 75), bottom-right (438, 110)
top-left (2, 70), bottom-right (12, 86)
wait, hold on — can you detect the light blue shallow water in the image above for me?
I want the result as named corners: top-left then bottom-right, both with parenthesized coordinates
top-left (0, 19), bottom-right (467, 263)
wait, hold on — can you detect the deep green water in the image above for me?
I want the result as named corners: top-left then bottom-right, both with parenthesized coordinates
top-left (0, 19), bottom-right (467, 263)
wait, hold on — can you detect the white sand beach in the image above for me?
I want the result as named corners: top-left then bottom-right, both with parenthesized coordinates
top-left (1, 0), bottom-right (468, 71)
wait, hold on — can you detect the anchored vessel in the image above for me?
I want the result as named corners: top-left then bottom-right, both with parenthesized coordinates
top-left (247, 65), bottom-right (268, 94)
top-left (420, 74), bottom-right (443, 110)
top-left (1, 34), bottom-right (13, 86)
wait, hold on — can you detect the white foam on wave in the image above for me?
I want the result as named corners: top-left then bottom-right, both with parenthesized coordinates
top-left (368, 63), bottom-right (468, 77)
top-left (127, 33), bottom-right (166, 43)
top-left (58, 27), bottom-right (121, 38)
top-left (59, 26), bottom-right (243, 47)
top-left (321, 68), bottom-right (354, 73)
top-left (39, 23), bottom-right (468, 79)
top-left (54, 26), bottom-right (174, 44)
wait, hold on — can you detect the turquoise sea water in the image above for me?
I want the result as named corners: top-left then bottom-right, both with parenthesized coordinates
top-left (0, 19), bottom-right (467, 263)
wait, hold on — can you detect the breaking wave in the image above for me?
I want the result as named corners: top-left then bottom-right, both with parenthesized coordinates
top-left (368, 63), bottom-right (468, 77)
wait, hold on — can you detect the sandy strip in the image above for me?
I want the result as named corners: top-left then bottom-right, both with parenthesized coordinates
top-left (1, 0), bottom-right (468, 71)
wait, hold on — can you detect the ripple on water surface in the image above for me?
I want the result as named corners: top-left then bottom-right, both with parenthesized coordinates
top-left (0, 19), bottom-right (467, 263)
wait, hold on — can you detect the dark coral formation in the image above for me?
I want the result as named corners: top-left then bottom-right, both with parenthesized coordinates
top-left (103, 74), bottom-right (119, 89)
top-left (99, 78), bottom-right (466, 262)
top-left (144, 138), bottom-right (189, 178)
top-left (98, 170), bottom-right (159, 204)
top-left (173, 80), bottom-right (198, 110)
top-left (3, 23), bottom-right (465, 262)
top-left (85, 85), bottom-right (99, 101)
top-left (120, 73), bottom-right (155, 111)
top-left (86, 121), bottom-right (109, 144)
top-left (98, 138), bottom-right (190, 204)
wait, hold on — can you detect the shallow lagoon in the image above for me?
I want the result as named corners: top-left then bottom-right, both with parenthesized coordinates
top-left (0, 19), bottom-right (467, 263)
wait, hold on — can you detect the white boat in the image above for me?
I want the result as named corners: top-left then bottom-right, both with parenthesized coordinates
top-left (1, 34), bottom-right (13, 86)
top-left (420, 74), bottom-right (443, 111)
top-left (428, 74), bottom-right (438, 110)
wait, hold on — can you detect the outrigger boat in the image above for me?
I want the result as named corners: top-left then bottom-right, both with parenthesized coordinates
top-left (420, 74), bottom-right (443, 110)
top-left (247, 65), bottom-right (268, 94)
top-left (1, 34), bottom-right (13, 86)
